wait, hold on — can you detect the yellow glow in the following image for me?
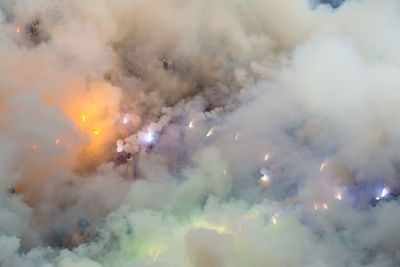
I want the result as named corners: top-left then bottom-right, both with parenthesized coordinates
top-left (92, 130), bottom-right (99, 135)
top-left (320, 163), bottom-right (325, 173)
top-left (264, 153), bottom-right (270, 161)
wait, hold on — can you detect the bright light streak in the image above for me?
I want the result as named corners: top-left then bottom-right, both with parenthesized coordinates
top-left (235, 133), bottom-right (239, 141)
top-left (55, 138), bottom-right (60, 144)
top-left (334, 192), bottom-right (343, 200)
top-left (206, 128), bottom-right (214, 137)
top-left (271, 216), bottom-right (277, 225)
top-left (145, 131), bottom-right (154, 143)
top-left (320, 162), bottom-right (326, 173)
top-left (264, 153), bottom-right (270, 161)
top-left (376, 186), bottom-right (390, 200)
top-left (153, 249), bottom-right (160, 263)
top-left (188, 121), bottom-right (194, 128)
top-left (16, 26), bottom-right (21, 33)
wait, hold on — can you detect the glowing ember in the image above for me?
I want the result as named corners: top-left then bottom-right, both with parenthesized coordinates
top-left (313, 203), bottom-right (319, 211)
top-left (235, 133), bottom-right (239, 141)
top-left (320, 162), bottom-right (326, 173)
top-left (206, 128), bottom-right (214, 137)
top-left (260, 175), bottom-right (269, 184)
top-left (271, 216), bottom-right (277, 225)
top-left (55, 138), bottom-right (60, 144)
top-left (116, 145), bottom-right (123, 153)
top-left (188, 121), bottom-right (194, 128)
top-left (32, 145), bottom-right (37, 150)
top-left (16, 25), bottom-right (21, 33)
top-left (81, 114), bottom-right (86, 121)
top-left (264, 153), bottom-right (270, 161)
top-left (92, 130), bottom-right (99, 135)
top-left (222, 169), bottom-right (227, 175)
top-left (153, 249), bottom-right (160, 263)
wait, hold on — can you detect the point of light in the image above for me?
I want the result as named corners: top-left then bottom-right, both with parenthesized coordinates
top-left (117, 144), bottom-right (123, 153)
top-left (145, 131), bottom-right (154, 143)
top-left (81, 114), bottom-right (86, 121)
top-left (123, 117), bottom-right (128, 124)
top-left (377, 186), bottom-right (390, 200)
top-left (271, 216), bottom-right (277, 225)
top-left (320, 162), bottom-right (326, 173)
top-left (92, 130), bottom-right (99, 135)
top-left (313, 203), bottom-right (319, 211)
top-left (222, 169), bottom-right (227, 175)
top-left (235, 133), bottom-right (239, 141)
top-left (260, 175), bottom-right (270, 184)
top-left (32, 145), bottom-right (37, 150)
top-left (55, 138), bottom-right (60, 144)
top-left (323, 203), bottom-right (328, 210)
top-left (334, 192), bottom-right (343, 200)
top-left (206, 128), bottom-right (214, 137)
top-left (188, 121), bottom-right (194, 128)
top-left (264, 153), bottom-right (270, 161)
top-left (16, 26), bottom-right (21, 33)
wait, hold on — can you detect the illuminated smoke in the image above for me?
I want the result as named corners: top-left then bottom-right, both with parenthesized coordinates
top-left (2, 0), bottom-right (400, 266)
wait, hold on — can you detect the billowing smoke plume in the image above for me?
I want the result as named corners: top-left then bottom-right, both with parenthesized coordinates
top-left (1, 0), bottom-right (400, 266)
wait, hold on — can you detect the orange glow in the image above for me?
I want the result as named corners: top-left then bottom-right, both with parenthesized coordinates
top-left (32, 145), bottom-right (37, 150)
top-left (55, 138), bottom-right (60, 144)
top-left (320, 163), bottom-right (325, 173)
top-left (16, 26), bottom-right (21, 33)
top-left (92, 130), bottom-right (99, 135)
top-left (81, 114), bottom-right (86, 121)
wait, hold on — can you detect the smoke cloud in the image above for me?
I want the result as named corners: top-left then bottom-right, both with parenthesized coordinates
top-left (1, 0), bottom-right (400, 266)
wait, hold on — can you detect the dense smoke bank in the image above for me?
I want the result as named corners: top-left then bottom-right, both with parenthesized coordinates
top-left (1, 0), bottom-right (400, 266)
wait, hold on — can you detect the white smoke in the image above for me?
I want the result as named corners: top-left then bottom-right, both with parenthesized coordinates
top-left (1, 0), bottom-right (400, 266)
